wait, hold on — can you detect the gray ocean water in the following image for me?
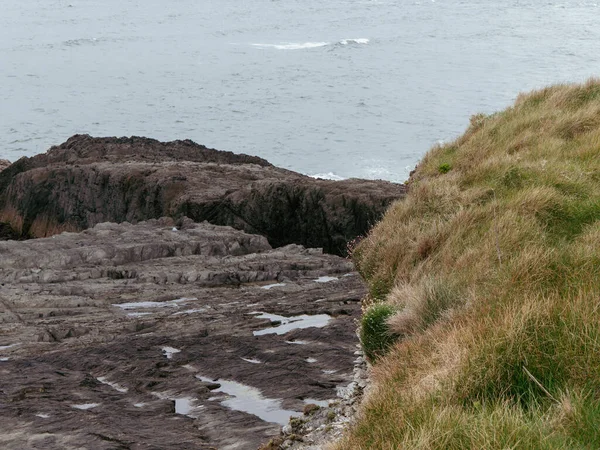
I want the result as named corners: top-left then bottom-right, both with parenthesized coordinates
top-left (1, 0), bottom-right (599, 182)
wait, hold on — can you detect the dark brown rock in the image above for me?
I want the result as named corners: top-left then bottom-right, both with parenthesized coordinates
top-left (0, 135), bottom-right (405, 254)
top-left (0, 222), bottom-right (19, 240)
top-left (0, 219), bottom-right (365, 449)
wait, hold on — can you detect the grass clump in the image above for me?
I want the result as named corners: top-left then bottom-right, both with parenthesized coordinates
top-left (340, 79), bottom-right (600, 449)
top-left (360, 303), bottom-right (398, 362)
top-left (438, 163), bottom-right (452, 174)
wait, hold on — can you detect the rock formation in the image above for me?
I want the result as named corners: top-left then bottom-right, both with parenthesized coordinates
top-left (0, 218), bottom-right (365, 449)
top-left (0, 159), bottom-right (10, 172)
top-left (0, 135), bottom-right (405, 254)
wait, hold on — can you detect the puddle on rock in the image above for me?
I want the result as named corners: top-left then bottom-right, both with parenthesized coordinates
top-left (97, 376), bottom-right (128, 393)
top-left (162, 346), bottom-right (181, 359)
top-left (0, 343), bottom-right (19, 351)
top-left (253, 312), bottom-right (332, 336)
top-left (153, 392), bottom-right (203, 418)
top-left (175, 398), bottom-right (197, 415)
top-left (241, 357), bottom-right (262, 364)
top-left (113, 297), bottom-right (197, 310)
top-left (195, 375), bottom-right (299, 425)
top-left (72, 403), bottom-right (99, 410)
top-left (220, 301), bottom-right (241, 307)
top-left (313, 276), bottom-right (338, 283)
top-left (261, 283), bottom-right (286, 290)
top-left (172, 308), bottom-right (207, 316)
top-left (126, 312), bottom-right (153, 318)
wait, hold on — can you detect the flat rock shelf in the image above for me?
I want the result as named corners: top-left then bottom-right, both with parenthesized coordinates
top-left (0, 218), bottom-right (365, 449)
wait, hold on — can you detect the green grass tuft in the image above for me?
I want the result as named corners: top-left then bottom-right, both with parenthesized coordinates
top-left (438, 163), bottom-right (452, 174)
top-left (360, 303), bottom-right (398, 362)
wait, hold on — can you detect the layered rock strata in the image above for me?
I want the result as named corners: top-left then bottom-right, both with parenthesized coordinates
top-left (0, 135), bottom-right (405, 254)
top-left (0, 219), bottom-right (365, 449)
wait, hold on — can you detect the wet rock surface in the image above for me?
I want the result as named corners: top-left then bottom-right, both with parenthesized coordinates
top-left (0, 135), bottom-right (405, 255)
top-left (263, 348), bottom-right (370, 450)
top-left (0, 218), bottom-right (365, 449)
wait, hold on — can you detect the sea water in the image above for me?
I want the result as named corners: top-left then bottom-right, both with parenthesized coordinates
top-left (2, 0), bottom-right (599, 182)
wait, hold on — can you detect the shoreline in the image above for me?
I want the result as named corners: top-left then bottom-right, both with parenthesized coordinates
top-left (0, 135), bottom-right (404, 448)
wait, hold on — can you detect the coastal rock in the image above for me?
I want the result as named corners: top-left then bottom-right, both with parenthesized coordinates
top-left (0, 159), bottom-right (10, 172)
top-left (0, 219), bottom-right (365, 449)
top-left (0, 135), bottom-right (405, 254)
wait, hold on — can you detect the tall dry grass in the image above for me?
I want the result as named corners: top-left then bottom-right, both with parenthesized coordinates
top-left (340, 79), bottom-right (600, 449)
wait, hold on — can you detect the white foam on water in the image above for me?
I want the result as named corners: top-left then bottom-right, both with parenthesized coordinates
top-left (97, 376), bottom-right (128, 393)
top-left (314, 276), bottom-right (339, 283)
top-left (339, 38), bottom-right (370, 45)
top-left (35, 413), bottom-right (50, 419)
top-left (309, 172), bottom-right (346, 181)
top-left (196, 375), bottom-right (299, 425)
top-left (162, 346), bottom-right (181, 359)
top-left (306, 357), bottom-right (318, 363)
top-left (72, 403), bottom-right (99, 410)
top-left (253, 312), bottom-right (332, 336)
top-left (261, 283), bottom-right (286, 290)
top-left (251, 42), bottom-right (328, 50)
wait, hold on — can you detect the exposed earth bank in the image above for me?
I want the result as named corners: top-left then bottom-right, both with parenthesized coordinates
top-left (0, 135), bottom-right (405, 255)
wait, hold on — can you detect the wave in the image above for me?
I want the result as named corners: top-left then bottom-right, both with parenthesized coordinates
top-left (309, 172), bottom-right (346, 181)
top-left (339, 38), bottom-right (370, 45)
top-left (251, 42), bottom-right (329, 50)
top-left (251, 38), bottom-right (369, 51)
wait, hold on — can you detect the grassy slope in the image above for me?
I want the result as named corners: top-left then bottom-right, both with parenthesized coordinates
top-left (337, 80), bottom-right (600, 449)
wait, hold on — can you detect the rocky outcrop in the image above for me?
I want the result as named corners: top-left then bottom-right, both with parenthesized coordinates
top-left (0, 159), bottom-right (10, 172)
top-left (0, 135), bottom-right (405, 254)
top-left (0, 218), bottom-right (365, 449)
